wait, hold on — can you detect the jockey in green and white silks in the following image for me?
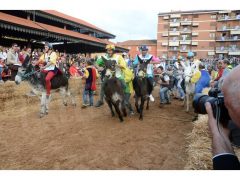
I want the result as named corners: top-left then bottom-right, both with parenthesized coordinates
top-left (95, 44), bottom-right (127, 107)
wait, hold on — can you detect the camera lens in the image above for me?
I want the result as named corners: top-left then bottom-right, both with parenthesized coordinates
top-left (193, 94), bottom-right (217, 114)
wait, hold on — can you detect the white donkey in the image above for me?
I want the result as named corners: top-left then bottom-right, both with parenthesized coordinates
top-left (15, 64), bottom-right (76, 118)
top-left (181, 60), bottom-right (200, 112)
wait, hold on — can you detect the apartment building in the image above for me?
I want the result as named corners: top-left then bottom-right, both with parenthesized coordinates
top-left (157, 10), bottom-right (240, 60)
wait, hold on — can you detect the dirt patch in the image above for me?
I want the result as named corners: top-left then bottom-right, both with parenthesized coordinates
top-left (0, 84), bottom-right (194, 169)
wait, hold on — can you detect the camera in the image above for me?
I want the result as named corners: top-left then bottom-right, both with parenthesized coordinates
top-left (193, 88), bottom-right (231, 127)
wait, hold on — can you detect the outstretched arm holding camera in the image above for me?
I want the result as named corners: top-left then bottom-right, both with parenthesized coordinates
top-left (205, 102), bottom-right (240, 170)
top-left (205, 64), bottom-right (240, 170)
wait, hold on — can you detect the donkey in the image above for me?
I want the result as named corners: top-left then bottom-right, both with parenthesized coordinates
top-left (133, 57), bottom-right (152, 120)
top-left (15, 64), bottom-right (76, 118)
top-left (181, 60), bottom-right (200, 112)
top-left (102, 58), bottom-right (127, 122)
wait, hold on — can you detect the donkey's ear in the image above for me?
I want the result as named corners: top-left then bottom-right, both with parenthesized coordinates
top-left (149, 55), bottom-right (153, 61)
top-left (102, 56), bottom-right (107, 62)
top-left (138, 55), bottom-right (143, 64)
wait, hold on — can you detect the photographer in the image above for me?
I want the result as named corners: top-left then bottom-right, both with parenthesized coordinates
top-left (205, 65), bottom-right (240, 170)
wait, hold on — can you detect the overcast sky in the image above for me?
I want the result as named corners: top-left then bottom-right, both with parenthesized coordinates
top-left (5, 0), bottom-right (240, 42)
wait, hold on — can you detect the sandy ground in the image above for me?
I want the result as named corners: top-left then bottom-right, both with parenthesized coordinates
top-left (0, 83), bottom-right (194, 169)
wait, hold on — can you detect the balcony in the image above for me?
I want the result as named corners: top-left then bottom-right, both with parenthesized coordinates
top-left (192, 41), bottom-right (198, 46)
top-left (170, 22), bottom-right (180, 27)
top-left (163, 16), bottom-right (169, 20)
top-left (192, 22), bottom-right (199, 27)
top-left (215, 47), bottom-right (240, 55)
top-left (192, 32), bottom-right (199, 36)
top-left (216, 36), bottom-right (240, 41)
top-left (229, 47), bottom-right (240, 55)
top-left (180, 29), bottom-right (191, 34)
top-left (181, 20), bottom-right (192, 26)
top-left (229, 51), bottom-right (240, 55)
top-left (169, 47), bottom-right (179, 51)
top-left (217, 15), bottom-right (240, 21)
top-left (162, 42), bottom-right (168, 46)
top-left (180, 49), bottom-right (190, 52)
top-left (179, 40), bottom-right (191, 45)
top-left (169, 41), bottom-right (179, 46)
top-left (170, 14), bottom-right (181, 18)
top-left (216, 47), bottom-right (229, 54)
top-left (169, 31), bottom-right (180, 36)
top-left (162, 33), bottom-right (169, 37)
top-left (217, 26), bottom-right (240, 32)
top-left (230, 30), bottom-right (240, 35)
top-left (208, 51), bottom-right (215, 56)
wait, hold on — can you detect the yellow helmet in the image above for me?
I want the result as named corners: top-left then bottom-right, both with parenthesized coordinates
top-left (106, 44), bottom-right (115, 50)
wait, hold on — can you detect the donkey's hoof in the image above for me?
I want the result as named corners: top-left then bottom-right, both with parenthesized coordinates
top-left (45, 111), bottom-right (48, 115)
top-left (120, 119), bottom-right (124, 123)
top-left (72, 103), bottom-right (77, 107)
top-left (63, 103), bottom-right (68, 106)
top-left (39, 113), bottom-right (44, 118)
top-left (146, 107), bottom-right (149, 110)
top-left (111, 113), bottom-right (115, 117)
top-left (139, 117), bottom-right (143, 121)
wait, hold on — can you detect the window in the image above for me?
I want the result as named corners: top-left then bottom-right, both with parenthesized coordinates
top-left (211, 15), bottom-right (216, 19)
top-left (193, 14), bottom-right (199, 18)
top-left (173, 37), bottom-right (178, 41)
top-left (173, 18), bottom-right (177, 23)
top-left (209, 33), bottom-right (215, 38)
top-left (173, 28), bottom-right (177, 32)
top-left (194, 52), bottom-right (197, 56)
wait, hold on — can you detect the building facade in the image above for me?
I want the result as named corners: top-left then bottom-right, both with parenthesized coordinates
top-left (157, 10), bottom-right (240, 60)
top-left (117, 40), bottom-right (157, 59)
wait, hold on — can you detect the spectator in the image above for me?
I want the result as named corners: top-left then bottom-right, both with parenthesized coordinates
top-left (206, 65), bottom-right (240, 170)
top-left (0, 47), bottom-right (4, 84)
top-left (194, 63), bottom-right (211, 93)
top-left (6, 43), bottom-right (21, 81)
top-left (81, 59), bottom-right (98, 108)
top-left (157, 66), bottom-right (171, 107)
top-left (22, 47), bottom-right (32, 68)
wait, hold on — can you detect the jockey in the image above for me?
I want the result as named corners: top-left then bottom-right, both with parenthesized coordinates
top-left (37, 42), bottom-right (58, 97)
top-left (185, 51), bottom-right (201, 84)
top-left (95, 44), bottom-right (127, 107)
top-left (133, 45), bottom-right (156, 102)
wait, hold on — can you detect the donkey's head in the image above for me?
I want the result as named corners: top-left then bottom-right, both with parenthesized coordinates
top-left (102, 56), bottom-right (117, 79)
top-left (137, 56), bottom-right (151, 78)
top-left (15, 64), bottom-right (39, 85)
top-left (184, 65), bottom-right (193, 84)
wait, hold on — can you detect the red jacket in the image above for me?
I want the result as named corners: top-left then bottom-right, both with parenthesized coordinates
top-left (215, 68), bottom-right (224, 81)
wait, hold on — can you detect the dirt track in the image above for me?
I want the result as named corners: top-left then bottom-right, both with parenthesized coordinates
top-left (0, 84), bottom-right (194, 169)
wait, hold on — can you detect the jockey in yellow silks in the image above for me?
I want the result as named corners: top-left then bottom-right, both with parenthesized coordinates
top-left (37, 42), bottom-right (58, 97)
top-left (186, 51), bottom-right (201, 83)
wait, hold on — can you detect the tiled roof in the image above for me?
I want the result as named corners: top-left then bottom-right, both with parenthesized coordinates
top-left (42, 10), bottom-right (115, 37)
top-left (0, 12), bottom-right (125, 50)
